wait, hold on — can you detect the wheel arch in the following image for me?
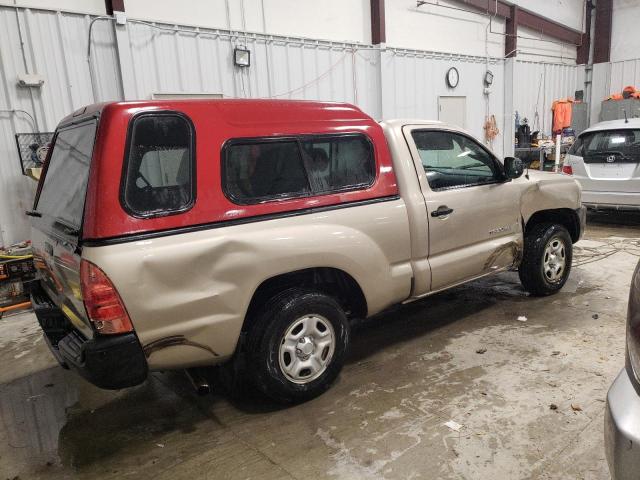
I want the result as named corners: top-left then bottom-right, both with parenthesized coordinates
top-left (524, 208), bottom-right (581, 243)
top-left (242, 267), bottom-right (368, 334)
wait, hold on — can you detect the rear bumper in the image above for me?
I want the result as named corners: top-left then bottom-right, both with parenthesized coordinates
top-left (582, 190), bottom-right (640, 210)
top-left (31, 285), bottom-right (148, 389)
top-left (605, 367), bottom-right (640, 480)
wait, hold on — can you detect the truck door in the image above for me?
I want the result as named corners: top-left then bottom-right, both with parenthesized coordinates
top-left (402, 126), bottom-right (522, 291)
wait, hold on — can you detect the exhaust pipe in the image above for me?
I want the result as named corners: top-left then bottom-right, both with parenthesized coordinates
top-left (185, 368), bottom-right (211, 395)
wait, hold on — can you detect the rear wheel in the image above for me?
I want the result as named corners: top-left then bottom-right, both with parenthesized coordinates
top-left (246, 289), bottom-right (350, 403)
top-left (519, 223), bottom-right (572, 296)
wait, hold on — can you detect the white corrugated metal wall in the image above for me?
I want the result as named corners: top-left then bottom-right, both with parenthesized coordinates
top-left (0, 6), bottom-right (121, 247)
top-left (0, 4), bottom-right (584, 245)
top-left (609, 59), bottom-right (640, 89)
top-left (589, 59), bottom-right (640, 125)
top-left (381, 48), bottom-right (506, 157)
top-left (513, 60), bottom-right (586, 136)
top-left (121, 20), bottom-right (381, 116)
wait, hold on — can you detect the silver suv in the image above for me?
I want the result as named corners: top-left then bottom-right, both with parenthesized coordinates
top-left (563, 118), bottom-right (640, 210)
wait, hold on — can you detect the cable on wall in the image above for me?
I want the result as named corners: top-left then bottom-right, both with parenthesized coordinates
top-left (87, 15), bottom-right (114, 103)
top-left (13, 7), bottom-right (41, 131)
top-left (98, 19), bottom-right (372, 101)
top-left (0, 109), bottom-right (37, 133)
top-left (268, 51), bottom-right (351, 99)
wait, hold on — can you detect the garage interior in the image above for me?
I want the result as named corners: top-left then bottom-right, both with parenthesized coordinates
top-left (1, 1), bottom-right (640, 479)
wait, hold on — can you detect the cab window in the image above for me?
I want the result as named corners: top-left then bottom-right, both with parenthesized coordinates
top-left (222, 134), bottom-right (375, 204)
top-left (411, 130), bottom-right (500, 190)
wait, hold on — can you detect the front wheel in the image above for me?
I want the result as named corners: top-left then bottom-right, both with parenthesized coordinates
top-left (246, 289), bottom-right (350, 403)
top-left (519, 223), bottom-right (573, 296)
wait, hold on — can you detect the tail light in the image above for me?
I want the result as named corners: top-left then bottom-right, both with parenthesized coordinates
top-left (627, 261), bottom-right (640, 386)
top-left (80, 259), bottom-right (133, 334)
top-left (561, 164), bottom-right (573, 175)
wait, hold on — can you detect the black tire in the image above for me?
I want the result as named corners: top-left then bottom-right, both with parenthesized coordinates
top-left (519, 223), bottom-right (573, 296)
top-left (246, 288), bottom-right (350, 404)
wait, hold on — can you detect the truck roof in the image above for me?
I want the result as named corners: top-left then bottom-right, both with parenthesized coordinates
top-left (380, 118), bottom-right (466, 132)
top-left (59, 99), bottom-right (373, 128)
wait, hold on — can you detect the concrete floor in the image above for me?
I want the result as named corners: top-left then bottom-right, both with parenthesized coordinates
top-left (1, 212), bottom-right (640, 480)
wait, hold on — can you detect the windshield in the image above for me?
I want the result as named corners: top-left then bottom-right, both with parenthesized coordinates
top-left (35, 121), bottom-right (97, 233)
top-left (571, 129), bottom-right (640, 163)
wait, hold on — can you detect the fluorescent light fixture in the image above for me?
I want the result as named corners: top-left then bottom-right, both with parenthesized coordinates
top-left (610, 137), bottom-right (626, 144)
top-left (234, 47), bottom-right (251, 67)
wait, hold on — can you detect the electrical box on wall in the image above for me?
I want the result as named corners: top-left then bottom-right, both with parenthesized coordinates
top-left (114, 11), bottom-right (127, 25)
top-left (16, 73), bottom-right (44, 88)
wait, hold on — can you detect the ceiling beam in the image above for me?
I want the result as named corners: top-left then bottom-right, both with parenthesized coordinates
top-left (576, 0), bottom-right (593, 65)
top-left (447, 0), bottom-right (583, 45)
top-left (504, 4), bottom-right (518, 58)
top-left (370, 0), bottom-right (386, 45)
top-left (518, 9), bottom-right (582, 45)
top-left (104, 0), bottom-right (125, 15)
top-left (456, 0), bottom-right (511, 18)
top-left (593, 0), bottom-right (612, 63)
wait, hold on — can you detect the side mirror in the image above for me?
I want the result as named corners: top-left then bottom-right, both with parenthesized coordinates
top-left (504, 156), bottom-right (524, 179)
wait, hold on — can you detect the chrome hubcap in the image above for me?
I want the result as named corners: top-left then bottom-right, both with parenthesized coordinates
top-left (279, 314), bottom-right (335, 384)
top-left (543, 236), bottom-right (566, 283)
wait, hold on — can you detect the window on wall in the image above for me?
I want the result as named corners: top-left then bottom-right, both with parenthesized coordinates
top-left (411, 130), bottom-right (499, 190)
top-left (122, 114), bottom-right (195, 216)
top-left (223, 134), bottom-right (375, 204)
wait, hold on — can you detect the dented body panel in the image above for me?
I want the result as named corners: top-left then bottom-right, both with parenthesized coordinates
top-left (82, 199), bottom-right (413, 369)
top-left (382, 120), bottom-right (582, 294)
top-left (518, 170), bottom-right (583, 223)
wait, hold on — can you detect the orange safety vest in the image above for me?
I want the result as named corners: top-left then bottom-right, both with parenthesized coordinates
top-left (552, 99), bottom-right (573, 134)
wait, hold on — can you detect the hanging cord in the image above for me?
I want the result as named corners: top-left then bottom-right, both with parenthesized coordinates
top-left (352, 49), bottom-right (358, 105)
top-left (87, 15), bottom-right (114, 102)
top-left (532, 73), bottom-right (544, 133)
top-left (100, 18), bottom-right (378, 100)
top-left (268, 51), bottom-right (350, 98)
top-left (13, 7), bottom-right (41, 131)
top-left (0, 109), bottom-right (37, 133)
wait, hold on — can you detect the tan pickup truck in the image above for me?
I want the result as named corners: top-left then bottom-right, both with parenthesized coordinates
top-left (29, 100), bottom-right (584, 403)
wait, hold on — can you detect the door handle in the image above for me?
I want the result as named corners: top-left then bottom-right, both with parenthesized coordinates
top-left (431, 205), bottom-right (454, 217)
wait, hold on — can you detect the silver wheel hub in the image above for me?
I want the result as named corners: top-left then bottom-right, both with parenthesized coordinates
top-left (296, 337), bottom-right (315, 360)
top-left (279, 314), bottom-right (335, 385)
top-left (543, 236), bottom-right (566, 283)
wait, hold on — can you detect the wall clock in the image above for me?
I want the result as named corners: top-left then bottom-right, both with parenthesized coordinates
top-left (446, 67), bottom-right (459, 88)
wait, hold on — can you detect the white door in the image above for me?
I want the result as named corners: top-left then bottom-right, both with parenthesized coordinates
top-left (439, 96), bottom-right (466, 129)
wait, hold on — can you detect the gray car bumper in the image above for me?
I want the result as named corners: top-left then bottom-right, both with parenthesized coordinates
top-left (605, 368), bottom-right (640, 480)
top-left (583, 190), bottom-right (640, 210)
